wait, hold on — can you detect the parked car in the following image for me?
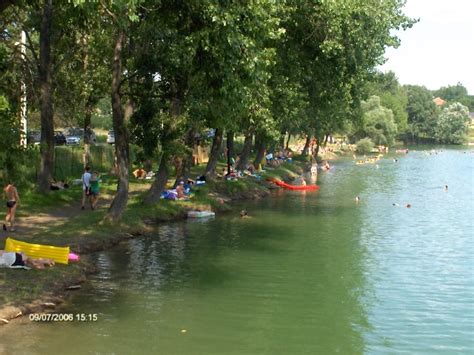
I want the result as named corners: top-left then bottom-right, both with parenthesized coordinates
top-left (27, 130), bottom-right (41, 145)
top-left (54, 131), bottom-right (66, 145)
top-left (64, 127), bottom-right (81, 145)
top-left (66, 135), bottom-right (81, 145)
top-left (107, 130), bottom-right (115, 144)
top-left (27, 130), bottom-right (67, 145)
top-left (65, 127), bottom-right (96, 145)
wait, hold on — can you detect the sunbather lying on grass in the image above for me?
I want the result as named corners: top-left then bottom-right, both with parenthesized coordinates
top-left (0, 250), bottom-right (55, 269)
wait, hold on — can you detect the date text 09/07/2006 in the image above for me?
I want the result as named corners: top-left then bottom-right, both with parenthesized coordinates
top-left (29, 313), bottom-right (98, 322)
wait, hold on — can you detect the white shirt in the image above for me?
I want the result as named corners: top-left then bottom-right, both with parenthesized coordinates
top-left (82, 172), bottom-right (92, 190)
top-left (0, 251), bottom-right (16, 267)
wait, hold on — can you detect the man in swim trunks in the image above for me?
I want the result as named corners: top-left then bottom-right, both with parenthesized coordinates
top-left (3, 182), bottom-right (20, 232)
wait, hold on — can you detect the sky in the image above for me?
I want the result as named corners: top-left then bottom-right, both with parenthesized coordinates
top-left (379, 0), bottom-right (474, 94)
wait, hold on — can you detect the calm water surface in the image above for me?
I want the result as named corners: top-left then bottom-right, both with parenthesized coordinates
top-left (1, 148), bottom-right (473, 354)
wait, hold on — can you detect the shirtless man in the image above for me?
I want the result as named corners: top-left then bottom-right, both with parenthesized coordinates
top-left (3, 182), bottom-right (20, 232)
top-left (176, 181), bottom-right (189, 200)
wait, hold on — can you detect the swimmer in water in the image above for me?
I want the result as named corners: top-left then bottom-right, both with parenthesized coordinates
top-left (444, 184), bottom-right (448, 191)
top-left (405, 204), bottom-right (411, 208)
top-left (240, 210), bottom-right (250, 218)
top-left (355, 196), bottom-right (360, 203)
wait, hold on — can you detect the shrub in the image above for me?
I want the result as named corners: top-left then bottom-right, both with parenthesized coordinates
top-left (356, 138), bottom-right (374, 154)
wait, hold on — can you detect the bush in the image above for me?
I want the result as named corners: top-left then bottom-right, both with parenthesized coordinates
top-left (435, 102), bottom-right (470, 144)
top-left (356, 138), bottom-right (374, 154)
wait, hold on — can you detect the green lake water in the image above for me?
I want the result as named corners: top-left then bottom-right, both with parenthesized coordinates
top-left (1, 148), bottom-right (473, 354)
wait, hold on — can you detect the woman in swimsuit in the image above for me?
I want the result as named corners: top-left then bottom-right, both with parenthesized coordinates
top-left (3, 182), bottom-right (20, 232)
top-left (0, 250), bottom-right (54, 269)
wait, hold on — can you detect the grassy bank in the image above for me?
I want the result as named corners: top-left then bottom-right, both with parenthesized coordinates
top-left (0, 159), bottom-right (308, 321)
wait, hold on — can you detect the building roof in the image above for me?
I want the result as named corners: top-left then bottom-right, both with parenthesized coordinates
top-left (433, 97), bottom-right (447, 106)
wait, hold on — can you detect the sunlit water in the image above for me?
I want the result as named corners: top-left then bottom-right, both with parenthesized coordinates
top-left (1, 148), bottom-right (473, 354)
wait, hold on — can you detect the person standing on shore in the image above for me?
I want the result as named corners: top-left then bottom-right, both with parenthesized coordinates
top-left (89, 171), bottom-right (100, 210)
top-left (81, 166), bottom-right (92, 210)
top-left (3, 182), bottom-right (20, 232)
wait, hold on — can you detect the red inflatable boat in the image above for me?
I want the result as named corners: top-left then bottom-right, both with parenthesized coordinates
top-left (270, 178), bottom-right (320, 191)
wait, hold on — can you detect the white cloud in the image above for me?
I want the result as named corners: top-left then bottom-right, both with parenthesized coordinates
top-left (379, 0), bottom-right (474, 94)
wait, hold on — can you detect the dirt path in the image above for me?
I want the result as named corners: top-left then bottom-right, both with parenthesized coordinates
top-left (0, 184), bottom-right (149, 242)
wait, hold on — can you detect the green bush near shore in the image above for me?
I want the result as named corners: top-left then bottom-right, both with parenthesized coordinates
top-left (356, 138), bottom-right (375, 154)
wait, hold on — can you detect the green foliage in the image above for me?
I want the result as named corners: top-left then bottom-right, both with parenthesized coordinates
top-left (278, 0), bottom-right (414, 142)
top-left (405, 85), bottom-right (439, 140)
top-left (91, 98), bottom-right (112, 129)
top-left (0, 95), bottom-right (24, 182)
top-left (435, 102), bottom-right (470, 144)
top-left (366, 72), bottom-right (408, 133)
top-left (433, 83), bottom-right (474, 111)
top-left (359, 96), bottom-right (397, 146)
top-left (356, 137), bottom-right (374, 154)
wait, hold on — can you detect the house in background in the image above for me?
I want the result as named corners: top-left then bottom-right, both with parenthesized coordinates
top-left (433, 97), bottom-right (447, 107)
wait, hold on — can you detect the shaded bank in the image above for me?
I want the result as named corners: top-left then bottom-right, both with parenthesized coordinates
top-left (0, 162), bottom-right (305, 324)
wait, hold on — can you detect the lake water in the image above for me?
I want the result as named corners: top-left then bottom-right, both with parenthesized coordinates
top-left (1, 148), bottom-right (473, 354)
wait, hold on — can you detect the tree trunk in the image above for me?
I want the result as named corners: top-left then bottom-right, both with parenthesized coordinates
top-left (107, 30), bottom-right (129, 222)
top-left (302, 135), bottom-right (311, 156)
top-left (145, 84), bottom-right (181, 204)
top-left (81, 34), bottom-right (91, 168)
top-left (314, 138), bottom-right (321, 159)
top-left (174, 127), bottom-right (195, 185)
top-left (278, 132), bottom-right (285, 149)
top-left (205, 127), bottom-right (223, 177)
top-left (253, 140), bottom-right (266, 169)
top-left (285, 133), bottom-right (291, 150)
top-left (144, 153), bottom-right (169, 205)
top-left (37, 0), bottom-right (54, 193)
top-left (236, 129), bottom-right (253, 171)
top-left (83, 95), bottom-right (93, 168)
top-left (226, 130), bottom-right (234, 175)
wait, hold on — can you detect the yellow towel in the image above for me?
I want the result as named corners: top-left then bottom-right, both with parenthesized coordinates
top-left (4, 238), bottom-right (69, 264)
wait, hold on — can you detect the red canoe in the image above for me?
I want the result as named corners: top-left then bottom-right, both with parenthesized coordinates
top-left (270, 178), bottom-right (320, 191)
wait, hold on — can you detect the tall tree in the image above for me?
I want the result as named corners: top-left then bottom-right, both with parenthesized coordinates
top-left (405, 85), bottom-right (438, 142)
top-left (366, 71), bottom-right (408, 133)
top-left (279, 0), bottom-right (414, 154)
top-left (356, 95), bottom-right (398, 146)
top-left (37, 0), bottom-right (54, 193)
top-left (98, 0), bottom-right (143, 221)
